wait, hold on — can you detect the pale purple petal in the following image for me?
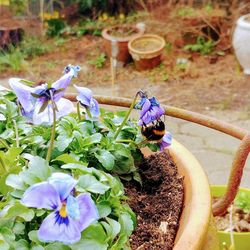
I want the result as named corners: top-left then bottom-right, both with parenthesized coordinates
top-left (138, 112), bottom-right (152, 126)
top-left (66, 195), bottom-right (80, 220)
top-left (32, 98), bottom-right (74, 125)
top-left (32, 102), bottom-right (52, 125)
top-left (48, 173), bottom-right (77, 202)
top-left (55, 98), bottom-right (74, 120)
top-left (140, 99), bottom-right (151, 118)
top-left (75, 193), bottom-right (99, 231)
top-left (52, 70), bottom-right (75, 101)
top-left (9, 78), bottom-right (34, 112)
top-left (74, 85), bottom-right (92, 106)
top-left (21, 182), bottom-right (61, 210)
top-left (159, 132), bottom-right (172, 151)
top-left (89, 98), bottom-right (100, 117)
top-left (38, 212), bottom-right (81, 244)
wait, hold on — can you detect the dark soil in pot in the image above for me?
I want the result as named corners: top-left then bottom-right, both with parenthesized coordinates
top-left (125, 151), bottom-right (184, 250)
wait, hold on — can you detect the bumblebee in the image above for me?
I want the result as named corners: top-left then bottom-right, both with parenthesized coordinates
top-left (141, 120), bottom-right (165, 141)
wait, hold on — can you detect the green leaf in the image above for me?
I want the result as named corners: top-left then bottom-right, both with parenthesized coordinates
top-left (78, 175), bottom-right (110, 194)
top-left (5, 203), bottom-right (35, 221)
top-left (45, 243), bottom-right (70, 250)
top-left (94, 150), bottom-right (115, 171)
top-left (61, 163), bottom-right (89, 171)
top-left (96, 202), bottom-right (111, 218)
top-left (28, 156), bottom-right (51, 181)
top-left (0, 227), bottom-right (15, 243)
top-left (82, 223), bottom-right (107, 243)
top-left (13, 222), bottom-right (25, 235)
top-left (89, 133), bottom-right (102, 144)
top-left (106, 218), bottom-right (121, 240)
top-left (0, 234), bottom-right (9, 250)
top-left (31, 246), bottom-right (44, 250)
top-left (14, 239), bottom-right (29, 250)
top-left (71, 239), bottom-right (108, 250)
top-left (28, 230), bottom-right (40, 244)
top-left (6, 174), bottom-right (26, 190)
top-left (119, 213), bottom-right (134, 236)
top-left (53, 154), bottom-right (81, 164)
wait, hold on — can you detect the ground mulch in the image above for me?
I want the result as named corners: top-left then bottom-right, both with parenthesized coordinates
top-left (125, 151), bottom-right (184, 250)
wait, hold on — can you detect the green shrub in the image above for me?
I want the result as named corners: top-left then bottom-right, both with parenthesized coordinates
top-left (46, 19), bottom-right (66, 37)
top-left (184, 36), bottom-right (215, 55)
top-left (21, 36), bottom-right (52, 58)
top-left (0, 45), bottom-right (27, 71)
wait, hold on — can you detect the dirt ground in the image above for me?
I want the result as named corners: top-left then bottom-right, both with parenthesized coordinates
top-left (0, 5), bottom-right (250, 114)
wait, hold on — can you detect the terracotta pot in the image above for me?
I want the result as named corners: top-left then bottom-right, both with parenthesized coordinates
top-left (128, 34), bottom-right (166, 70)
top-left (233, 14), bottom-right (250, 75)
top-left (211, 185), bottom-right (250, 250)
top-left (101, 25), bottom-right (144, 65)
top-left (143, 139), bottom-right (219, 250)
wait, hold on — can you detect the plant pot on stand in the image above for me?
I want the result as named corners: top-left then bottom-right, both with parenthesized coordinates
top-left (211, 186), bottom-right (250, 250)
top-left (233, 14), bottom-right (250, 75)
top-left (128, 34), bottom-right (166, 70)
top-left (102, 24), bottom-right (144, 66)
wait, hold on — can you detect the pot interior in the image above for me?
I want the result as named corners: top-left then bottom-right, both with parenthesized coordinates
top-left (131, 36), bottom-right (164, 52)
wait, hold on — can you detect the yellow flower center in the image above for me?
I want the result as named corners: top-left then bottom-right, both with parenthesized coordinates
top-left (59, 204), bottom-right (67, 218)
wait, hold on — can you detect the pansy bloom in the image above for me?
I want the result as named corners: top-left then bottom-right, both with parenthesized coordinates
top-left (136, 91), bottom-right (172, 151)
top-left (9, 65), bottom-right (80, 125)
top-left (74, 85), bottom-right (100, 117)
top-left (135, 95), bottom-right (165, 126)
top-left (21, 173), bottom-right (99, 244)
top-left (158, 131), bottom-right (172, 151)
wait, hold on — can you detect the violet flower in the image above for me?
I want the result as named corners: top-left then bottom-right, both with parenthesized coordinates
top-left (21, 173), bottom-right (99, 244)
top-left (74, 85), bottom-right (100, 117)
top-left (135, 96), bottom-right (165, 126)
top-left (158, 132), bottom-right (172, 151)
top-left (9, 65), bottom-right (80, 125)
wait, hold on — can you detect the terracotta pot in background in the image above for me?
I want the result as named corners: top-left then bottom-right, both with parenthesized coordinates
top-left (128, 34), bottom-right (166, 70)
top-left (102, 25), bottom-right (144, 65)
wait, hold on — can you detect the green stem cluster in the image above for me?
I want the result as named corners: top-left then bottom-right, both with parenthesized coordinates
top-left (0, 138), bottom-right (9, 149)
top-left (114, 92), bottom-right (140, 140)
top-left (46, 102), bottom-right (57, 162)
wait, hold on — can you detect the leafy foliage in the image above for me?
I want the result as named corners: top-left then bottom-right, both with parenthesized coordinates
top-left (46, 19), bottom-right (66, 37)
top-left (184, 36), bottom-right (215, 55)
top-left (88, 54), bottom-right (106, 69)
top-left (0, 45), bottom-right (27, 72)
top-left (235, 191), bottom-right (250, 213)
top-left (76, 0), bottom-right (136, 16)
top-left (0, 90), bottom-right (149, 249)
top-left (20, 36), bottom-right (52, 58)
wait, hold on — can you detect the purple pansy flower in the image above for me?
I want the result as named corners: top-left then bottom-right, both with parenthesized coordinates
top-left (74, 85), bottom-right (100, 117)
top-left (9, 65), bottom-right (80, 125)
top-left (135, 96), bottom-right (165, 126)
top-left (21, 173), bottom-right (99, 244)
top-left (158, 132), bottom-right (172, 151)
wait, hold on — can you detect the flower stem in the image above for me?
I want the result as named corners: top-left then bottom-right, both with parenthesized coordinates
top-left (86, 108), bottom-right (92, 119)
top-left (0, 138), bottom-right (9, 149)
top-left (46, 102), bottom-right (57, 162)
top-left (13, 120), bottom-right (19, 148)
top-left (77, 102), bottom-right (81, 121)
top-left (0, 155), bottom-right (7, 172)
top-left (114, 92), bottom-right (139, 140)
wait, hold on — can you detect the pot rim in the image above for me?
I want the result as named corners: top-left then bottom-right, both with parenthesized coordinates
top-left (237, 14), bottom-right (250, 29)
top-left (169, 139), bottom-right (212, 250)
top-left (128, 34), bottom-right (166, 56)
top-left (101, 24), bottom-right (144, 42)
top-left (211, 185), bottom-right (250, 236)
